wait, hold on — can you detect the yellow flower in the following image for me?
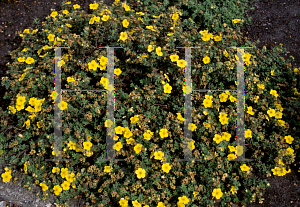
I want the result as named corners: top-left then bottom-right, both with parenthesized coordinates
top-left (182, 85), bottom-right (192, 95)
top-left (188, 123), bottom-right (197, 131)
top-left (257, 84), bottom-right (265, 89)
top-left (240, 164), bottom-right (250, 172)
top-left (135, 168), bottom-right (146, 179)
top-left (39, 183), bottom-right (49, 191)
top-left (88, 60), bottom-right (99, 71)
top-left (122, 19), bottom-right (129, 28)
top-left (247, 106), bottom-right (254, 115)
top-left (187, 140), bottom-right (195, 151)
top-left (163, 83), bottom-right (172, 93)
top-left (25, 57), bottom-right (35, 64)
top-left (148, 45), bottom-right (154, 52)
top-left (214, 34), bottom-right (222, 41)
top-left (83, 141), bottom-right (93, 150)
top-left (89, 3), bottom-right (99, 10)
top-left (101, 15), bottom-right (110, 21)
top-left (100, 77), bottom-right (108, 88)
top-left (67, 77), bottom-right (75, 82)
top-left (219, 93), bottom-right (228, 102)
top-left (57, 100), bottom-right (68, 111)
top-left (220, 116), bottom-right (229, 125)
top-left (61, 181), bottom-right (70, 191)
top-left (223, 49), bottom-right (229, 57)
top-left (65, 23), bottom-right (72, 28)
top-left (245, 129), bottom-right (252, 138)
top-left (177, 59), bottom-right (187, 68)
top-left (284, 135), bottom-right (294, 144)
top-left (123, 127), bottom-right (133, 138)
top-left (48, 33), bottom-right (55, 42)
top-left (146, 25), bottom-right (155, 31)
top-left (134, 143), bottom-right (143, 154)
top-left (232, 19), bottom-right (242, 23)
top-left (62, 10), bottom-right (69, 15)
top-left (275, 111), bottom-right (283, 119)
top-left (178, 196), bottom-right (189, 205)
top-left (267, 108), bottom-right (276, 117)
top-left (213, 134), bottom-right (223, 144)
top-left (115, 126), bottom-right (124, 134)
top-left (60, 168), bottom-right (69, 178)
top-left (143, 130), bottom-right (153, 141)
top-left (284, 147), bottom-right (294, 155)
top-left (50, 11), bottom-right (58, 18)
top-left (119, 198), bottom-right (128, 207)
top-left (270, 89), bottom-right (279, 98)
top-left (73, 4), bottom-right (81, 9)
top-left (201, 33), bottom-right (213, 41)
top-left (138, 17), bottom-right (144, 24)
top-left (212, 188), bottom-right (223, 199)
top-left (104, 166), bottom-right (113, 173)
top-left (132, 200), bottom-right (142, 207)
top-left (1, 172), bottom-right (12, 182)
top-left (271, 70), bottom-right (275, 76)
top-left (177, 202), bottom-right (185, 207)
top-left (278, 159), bottom-right (285, 166)
top-left (89, 17), bottom-right (95, 24)
top-left (202, 98), bottom-right (213, 108)
top-left (228, 153), bottom-right (237, 160)
top-left (126, 138), bottom-right (135, 145)
top-left (203, 122), bottom-right (210, 128)
top-left (172, 13), bottom-right (179, 21)
top-left (98, 56), bottom-right (107, 65)
top-left (118, 32), bottom-right (127, 42)
top-left (231, 186), bottom-right (238, 194)
top-left (93, 16), bottom-right (100, 22)
top-left (227, 95), bottom-right (235, 102)
top-left (130, 115), bottom-right (139, 124)
top-left (222, 132), bottom-right (231, 141)
top-left (17, 56), bottom-right (26, 62)
top-left (23, 29), bottom-right (30, 33)
top-left (122, 3), bottom-right (131, 11)
top-left (22, 119), bottom-right (30, 129)
top-left (155, 47), bottom-right (163, 56)
top-left (114, 142), bottom-right (123, 151)
top-left (53, 185), bottom-right (62, 196)
top-left (170, 54), bottom-right (179, 62)
top-left (113, 68), bottom-right (122, 76)
top-left (8, 106), bottom-right (16, 114)
top-left (52, 167), bottom-right (60, 173)
top-left (159, 128), bottom-right (168, 138)
top-left (203, 56), bottom-right (210, 64)
top-left (65, 1), bottom-right (71, 4)
top-left (278, 120), bottom-right (285, 127)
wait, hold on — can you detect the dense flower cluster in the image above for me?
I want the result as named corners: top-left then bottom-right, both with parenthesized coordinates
top-left (0, 0), bottom-right (299, 206)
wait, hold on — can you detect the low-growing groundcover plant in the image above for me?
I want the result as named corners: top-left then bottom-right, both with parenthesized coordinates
top-left (0, 0), bottom-right (299, 206)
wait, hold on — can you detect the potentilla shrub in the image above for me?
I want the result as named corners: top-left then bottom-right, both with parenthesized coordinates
top-left (0, 0), bottom-right (299, 206)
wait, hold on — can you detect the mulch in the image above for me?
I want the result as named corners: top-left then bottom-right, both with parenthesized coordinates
top-left (0, 0), bottom-right (299, 206)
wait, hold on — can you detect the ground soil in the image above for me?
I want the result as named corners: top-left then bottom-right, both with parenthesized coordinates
top-left (0, 0), bottom-right (300, 206)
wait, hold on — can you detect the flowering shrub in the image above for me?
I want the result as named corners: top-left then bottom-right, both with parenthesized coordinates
top-left (0, 0), bottom-right (299, 206)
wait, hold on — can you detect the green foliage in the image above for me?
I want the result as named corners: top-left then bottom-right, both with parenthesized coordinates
top-left (0, 0), bottom-right (299, 206)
